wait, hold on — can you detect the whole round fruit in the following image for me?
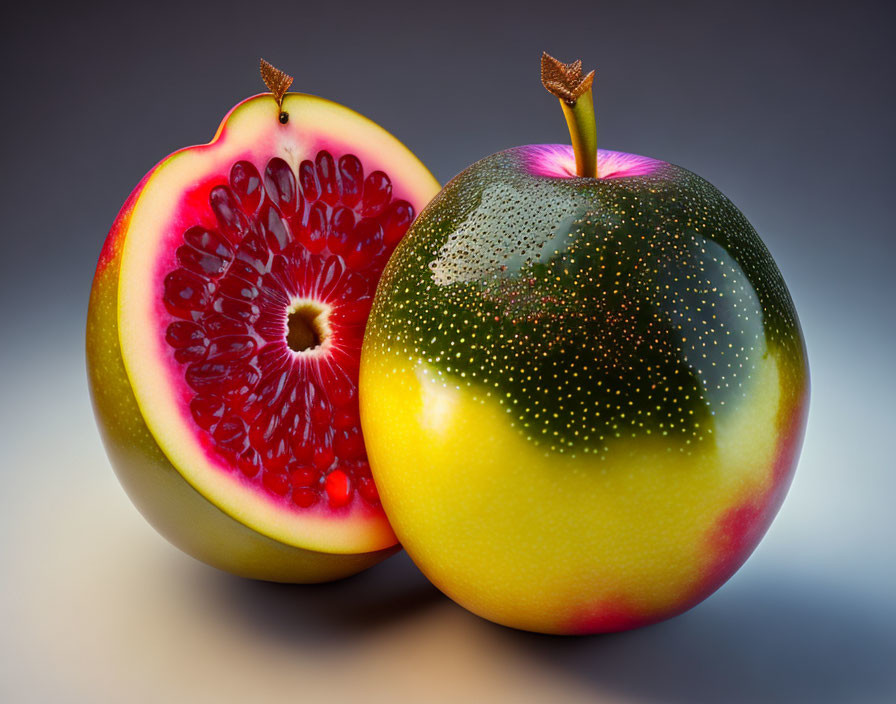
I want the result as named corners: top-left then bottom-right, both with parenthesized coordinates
top-left (87, 61), bottom-right (439, 582)
top-left (360, 54), bottom-right (808, 632)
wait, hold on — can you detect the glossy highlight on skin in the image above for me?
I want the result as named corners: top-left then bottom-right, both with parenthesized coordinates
top-left (361, 145), bottom-right (808, 633)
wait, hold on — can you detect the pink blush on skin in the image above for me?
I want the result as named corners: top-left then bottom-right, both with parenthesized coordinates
top-left (523, 144), bottom-right (664, 180)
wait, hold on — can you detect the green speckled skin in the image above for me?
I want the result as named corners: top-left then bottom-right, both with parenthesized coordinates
top-left (368, 148), bottom-right (808, 455)
top-left (87, 193), bottom-right (396, 583)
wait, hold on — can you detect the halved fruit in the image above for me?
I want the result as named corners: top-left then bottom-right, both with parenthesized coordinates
top-left (87, 70), bottom-right (439, 582)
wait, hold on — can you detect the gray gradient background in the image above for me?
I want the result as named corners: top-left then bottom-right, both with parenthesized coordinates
top-left (2, 1), bottom-right (894, 702)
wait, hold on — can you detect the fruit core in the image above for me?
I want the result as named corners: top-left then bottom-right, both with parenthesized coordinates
top-left (286, 300), bottom-right (329, 354)
top-left (161, 150), bottom-right (415, 512)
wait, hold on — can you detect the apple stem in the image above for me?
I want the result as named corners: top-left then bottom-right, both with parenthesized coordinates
top-left (560, 91), bottom-right (597, 178)
top-left (541, 53), bottom-right (598, 178)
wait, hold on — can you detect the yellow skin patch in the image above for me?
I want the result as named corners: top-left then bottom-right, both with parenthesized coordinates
top-left (361, 347), bottom-right (783, 634)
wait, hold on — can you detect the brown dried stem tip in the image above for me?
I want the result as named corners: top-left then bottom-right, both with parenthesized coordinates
top-left (260, 59), bottom-right (294, 108)
top-left (541, 52), bottom-right (598, 177)
top-left (540, 52), bottom-right (594, 106)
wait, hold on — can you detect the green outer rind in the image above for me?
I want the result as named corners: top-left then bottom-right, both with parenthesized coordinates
top-left (87, 173), bottom-right (397, 583)
top-left (367, 148), bottom-right (808, 454)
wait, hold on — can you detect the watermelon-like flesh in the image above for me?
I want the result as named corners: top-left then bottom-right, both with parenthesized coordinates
top-left (87, 93), bottom-right (439, 581)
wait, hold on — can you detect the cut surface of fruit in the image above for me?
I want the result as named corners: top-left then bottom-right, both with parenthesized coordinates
top-left (159, 154), bottom-right (403, 520)
top-left (115, 93), bottom-right (439, 555)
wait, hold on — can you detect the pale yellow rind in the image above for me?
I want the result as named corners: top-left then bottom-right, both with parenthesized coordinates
top-left (360, 347), bottom-right (783, 633)
top-left (118, 94), bottom-right (439, 554)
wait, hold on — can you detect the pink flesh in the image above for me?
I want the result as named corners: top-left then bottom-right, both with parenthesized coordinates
top-left (523, 144), bottom-right (664, 179)
top-left (159, 151), bottom-right (415, 512)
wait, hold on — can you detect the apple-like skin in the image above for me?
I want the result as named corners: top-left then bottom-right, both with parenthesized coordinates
top-left (88, 180), bottom-right (397, 582)
top-left (361, 145), bottom-right (808, 633)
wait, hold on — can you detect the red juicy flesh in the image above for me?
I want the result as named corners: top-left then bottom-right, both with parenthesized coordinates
top-left (161, 151), bottom-right (415, 511)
